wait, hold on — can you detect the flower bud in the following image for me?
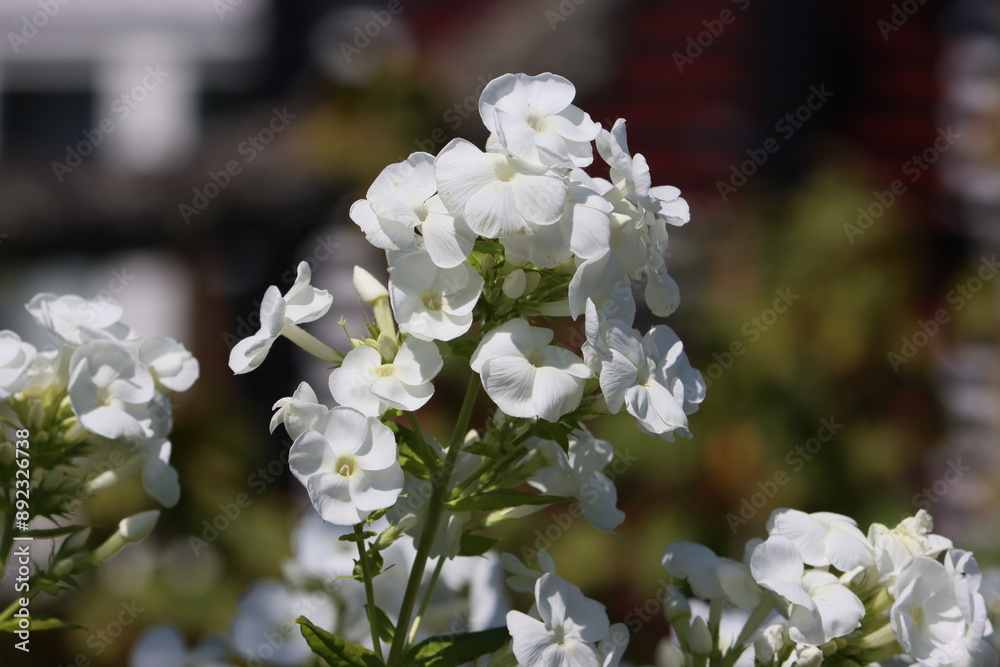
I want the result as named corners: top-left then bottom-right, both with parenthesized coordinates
top-left (119, 510), bottom-right (160, 542)
top-left (502, 269), bottom-right (527, 299)
top-left (664, 587), bottom-right (691, 624)
top-left (353, 266), bottom-right (389, 304)
top-left (689, 615), bottom-right (713, 655)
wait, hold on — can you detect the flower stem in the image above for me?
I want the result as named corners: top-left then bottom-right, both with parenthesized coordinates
top-left (408, 556), bottom-right (446, 644)
top-left (354, 523), bottom-right (384, 663)
top-left (280, 324), bottom-right (343, 364)
top-left (386, 378), bottom-right (479, 667)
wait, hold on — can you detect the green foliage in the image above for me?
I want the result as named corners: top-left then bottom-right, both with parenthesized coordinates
top-left (297, 616), bottom-right (386, 667)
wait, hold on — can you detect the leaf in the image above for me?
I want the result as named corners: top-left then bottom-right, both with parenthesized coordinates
top-left (296, 616), bottom-right (384, 667)
top-left (447, 490), bottom-right (572, 512)
top-left (0, 614), bottom-right (83, 633)
top-left (365, 605), bottom-right (395, 644)
top-left (458, 533), bottom-right (500, 557)
top-left (406, 627), bottom-right (511, 667)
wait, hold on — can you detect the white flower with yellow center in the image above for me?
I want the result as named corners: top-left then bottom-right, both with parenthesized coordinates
top-left (388, 248), bottom-right (483, 342)
top-left (288, 407), bottom-right (404, 526)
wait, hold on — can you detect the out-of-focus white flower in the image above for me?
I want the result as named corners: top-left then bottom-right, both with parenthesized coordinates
top-left (569, 250), bottom-right (636, 324)
top-left (288, 407), bottom-right (404, 526)
top-left (501, 550), bottom-right (557, 594)
top-left (139, 337), bottom-right (199, 393)
top-left (284, 512), bottom-right (359, 584)
top-left (26, 293), bottom-right (137, 346)
top-left (502, 182), bottom-right (613, 269)
top-left (507, 572), bottom-right (609, 667)
top-left (435, 138), bottom-right (568, 239)
top-left (388, 248), bottom-right (483, 342)
top-left (661, 543), bottom-right (761, 609)
top-left (271, 381), bottom-right (327, 439)
top-left (0, 330), bottom-right (36, 399)
top-left (129, 624), bottom-right (231, 667)
top-left (749, 535), bottom-right (864, 646)
top-left (599, 623), bottom-right (630, 667)
top-left (68, 341), bottom-right (155, 440)
top-left (230, 580), bottom-right (336, 667)
top-left (229, 262), bottom-right (333, 374)
top-left (767, 509), bottom-right (875, 571)
top-left (470, 318), bottom-right (590, 422)
top-left (891, 550), bottom-right (996, 666)
top-left (479, 72), bottom-right (601, 169)
top-left (527, 429), bottom-right (625, 532)
top-left (328, 336), bottom-right (442, 416)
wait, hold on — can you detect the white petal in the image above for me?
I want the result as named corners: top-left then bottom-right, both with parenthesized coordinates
top-left (532, 366), bottom-right (584, 422)
top-left (481, 355), bottom-right (537, 418)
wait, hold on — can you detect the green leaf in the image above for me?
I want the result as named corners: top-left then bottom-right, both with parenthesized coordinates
top-left (0, 615), bottom-right (83, 633)
top-left (296, 616), bottom-right (384, 667)
top-left (406, 627), bottom-right (510, 667)
top-left (365, 605), bottom-right (395, 644)
top-left (458, 532), bottom-right (500, 557)
top-left (447, 490), bottom-right (572, 512)
top-left (339, 531), bottom-right (377, 543)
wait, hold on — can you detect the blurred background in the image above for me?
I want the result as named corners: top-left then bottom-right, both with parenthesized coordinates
top-left (1, 0), bottom-right (999, 663)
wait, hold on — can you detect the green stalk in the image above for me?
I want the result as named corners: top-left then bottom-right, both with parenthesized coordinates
top-left (354, 524), bottom-right (384, 662)
top-left (407, 556), bottom-right (446, 644)
top-left (280, 324), bottom-right (343, 363)
top-left (386, 379), bottom-right (479, 667)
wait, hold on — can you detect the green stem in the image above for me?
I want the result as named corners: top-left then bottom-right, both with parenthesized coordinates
top-left (0, 597), bottom-right (21, 625)
top-left (354, 524), bottom-right (384, 663)
top-left (408, 556), bottom-right (446, 644)
top-left (280, 324), bottom-right (343, 364)
top-left (386, 379), bottom-right (479, 667)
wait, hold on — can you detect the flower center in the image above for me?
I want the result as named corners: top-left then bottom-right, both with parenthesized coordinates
top-left (420, 290), bottom-right (443, 312)
top-left (526, 113), bottom-right (549, 132)
top-left (374, 363), bottom-right (397, 378)
top-left (335, 455), bottom-right (358, 477)
top-left (912, 604), bottom-right (924, 628)
top-left (552, 624), bottom-right (566, 646)
top-left (495, 161), bottom-right (518, 183)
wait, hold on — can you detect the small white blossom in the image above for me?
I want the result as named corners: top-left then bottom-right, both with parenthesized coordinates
top-left (139, 337), bottom-right (199, 393)
top-left (0, 330), bottom-right (37, 399)
top-left (479, 72), bottom-right (601, 169)
top-left (388, 248), bottom-right (483, 342)
top-left (129, 625), bottom-right (230, 667)
top-left (26, 293), bottom-right (137, 346)
top-left (328, 336), bottom-right (442, 417)
top-left (68, 341), bottom-right (155, 440)
top-left (767, 509), bottom-right (874, 571)
top-left (271, 381), bottom-right (327, 439)
top-left (470, 318), bottom-right (590, 422)
top-left (661, 543), bottom-right (761, 609)
top-left (288, 407), bottom-right (404, 526)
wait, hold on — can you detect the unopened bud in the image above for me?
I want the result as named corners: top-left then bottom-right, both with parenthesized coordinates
top-left (689, 616), bottom-right (713, 655)
top-left (502, 269), bottom-right (527, 299)
top-left (353, 266), bottom-right (389, 304)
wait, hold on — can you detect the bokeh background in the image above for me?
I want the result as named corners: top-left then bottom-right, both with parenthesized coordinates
top-left (1, 0), bottom-right (999, 664)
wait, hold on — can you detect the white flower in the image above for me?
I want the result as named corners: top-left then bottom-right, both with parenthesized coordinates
top-left (527, 429), bottom-right (625, 532)
top-left (891, 550), bottom-right (995, 666)
top-left (501, 550), bottom-right (557, 594)
top-left (595, 321), bottom-right (704, 438)
top-left (288, 407), bottom-right (404, 526)
top-left (599, 623), bottom-right (630, 667)
top-left (661, 543), bottom-right (761, 609)
top-left (502, 181), bottom-right (613, 269)
top-left (230, 580), bottom-right (336, 667)
top-left (749, 535), bottom-right (864, 646)
top-left (388, 248), bottom-right (483, 342)
top-left (507, 572), bottom-right (610, 667)
top-left (129, 625), bottom-right (230, 667)
top-left (87, 435), bottom-right (181, 507)
top-left (869, 510), bottom-right (953, 580)
top-left (438, 552), bottom-right (510, 632)
top-left (284, 512), bottom-right (360, 584)
top-left (569, 251), bottom-right (636, 324)
top-left (767, 509), bottom-right (874, 571)
top-left (435, 138), bottom-right (568, 238)
top-left (479, 72), bottom-right (601, 169)
top-left (596, 119), bottom-right (691, 226)
top-left (328, 336), bottom-right (442, 416)
top-left (271, 381), bottom-right (327, 439)
top-left (229, 262), bottom-right (333, 374)
top-left (68, 341), bottom-right (155, 440)
top-left (0, 331), bottom-right (36, 399)
top-left (26, 293), bottom-right (137, 346)
top-left (139, 337), bottom-right (199, 393)
top-left (470, 318), bottom-right (591, 422)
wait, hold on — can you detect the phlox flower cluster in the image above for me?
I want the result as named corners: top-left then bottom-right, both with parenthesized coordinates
top-left (658, 509), bottom-right (997, 666)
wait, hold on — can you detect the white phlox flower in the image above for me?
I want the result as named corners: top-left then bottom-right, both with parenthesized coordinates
top-left (661, 542), bottom-right (761, 609)
top-left (26, 293), bottom-right (137, 346)
top-left (230, 580), bottom-right (336, 667)
top-left (435, 137), bottom-right (568, 238)
top-left (599, 623), bottom-right (630, 667)
top-left (869, 510), bottom-right (954, 580)
top-left (595, 321), bottom-right (704, 438)
top-left (283, 512), bottom-right (367, 584)
top-left (350, 152), bottom-right (477, 268)
top-left (0, 330), bottom-right (37, 399)
top-left (328, 336), bottom-right (442, 417)
top-left (228, 262), bottom-right (334, 374)
top-left (890, 550), bottom-right (997, 666)
top-left (271, 381), bottom-right (327, 439)
top-left (68, 340), bottom-right (155, 440)
top-left (139, 337), bottom-right (199, 393)
top-left (288, 407), bottom-right (404, 526)
top-left (502, 181), bottom-right (613, 269)
top-left (506, 572), bottom-right (610, 667)
top-left (501, 549), bottom-right (557, 594)
top-left (438, 552), bottom-right (510, 632)
top-left (527, 428), bottom-right (625, 532)
top-left (388, 247), bottom-right (483, 342)
top-left (479, 72), bottom-right (602, 169)
top-left (749, 535), bottom-right (864, 646)
top-left (569, 250), bottom-right (636, 323)
top-left (470, 318), bottom-right (591, 422)
top-left (767, 509), bottom-right (875, 571)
